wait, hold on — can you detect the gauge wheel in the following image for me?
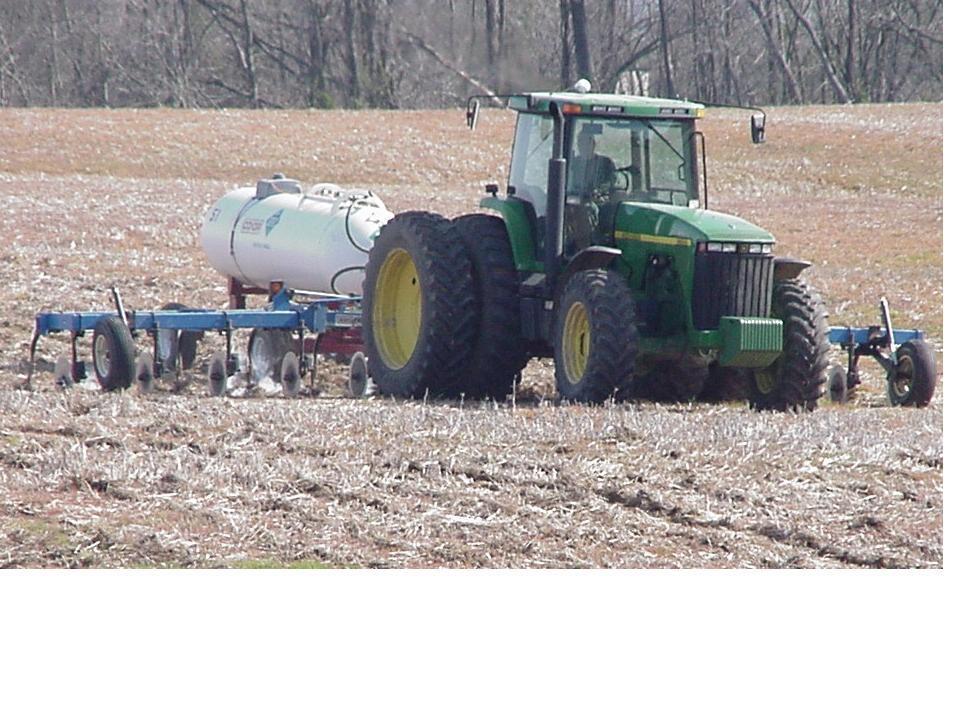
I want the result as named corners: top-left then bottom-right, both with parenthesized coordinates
top-left (887, 339), bottom-right (936, 407)
top-left (91, 316), bottom-right (136, 391)
top-left (248, 329), bottom-right (296, 385)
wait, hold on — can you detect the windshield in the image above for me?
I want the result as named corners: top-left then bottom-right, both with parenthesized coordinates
top-left (567, 117), bottom-right (697, 207)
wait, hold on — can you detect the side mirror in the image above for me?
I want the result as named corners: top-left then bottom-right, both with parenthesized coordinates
top-left (751, 113), bottom-right (766, 144)
top-left (466, 98), bottom-right (480, 130)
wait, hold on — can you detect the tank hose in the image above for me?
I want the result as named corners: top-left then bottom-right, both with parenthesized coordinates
top-left (344, 196), bottom-right (372, 255)
top-left (330, 266), bottom-right (366, 296)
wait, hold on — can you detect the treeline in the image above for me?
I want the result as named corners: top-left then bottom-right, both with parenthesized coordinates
top-left (0, 0), bottom-right (942, 109)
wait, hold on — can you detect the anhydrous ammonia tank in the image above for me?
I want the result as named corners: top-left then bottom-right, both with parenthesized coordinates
top-left (200, 175), bottom-right (394, 296)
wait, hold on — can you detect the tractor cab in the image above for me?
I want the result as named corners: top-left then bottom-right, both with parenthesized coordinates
top-left (486, 90), bottom-right (706, 264)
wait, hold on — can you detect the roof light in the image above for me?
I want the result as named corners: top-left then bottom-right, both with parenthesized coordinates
top-left (561, 103), bottom-right (582, 114)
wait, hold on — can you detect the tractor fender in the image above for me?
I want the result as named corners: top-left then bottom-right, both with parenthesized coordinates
top-left (556, 246), bottom-right (622, 294)
top-left (773, 257), bottom-right (812, 281)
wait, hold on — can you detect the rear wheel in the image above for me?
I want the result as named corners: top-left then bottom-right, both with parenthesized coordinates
top-left (452, 214), bottom-right (527, 399)
top-left (553, 269), bottom-right (638, 403)
top-left (362, 211), bottom-right (477, 398)
top-left (92, 316), bottom-right (136, 391)
top-left (887, 339), bottom-right (936, 407)
top-left (748, 279), bottom-right (829, 412)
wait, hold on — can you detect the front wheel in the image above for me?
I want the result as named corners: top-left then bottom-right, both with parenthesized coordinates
top-left (748, 279), bottom-right (829, 412)
top-left (553, 269), bottom-right (638, 403)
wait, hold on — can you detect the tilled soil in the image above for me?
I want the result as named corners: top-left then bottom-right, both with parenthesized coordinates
top-left (0, 104), bottom-right (942, 568)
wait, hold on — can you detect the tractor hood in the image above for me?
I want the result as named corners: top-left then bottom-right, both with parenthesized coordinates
top-left (614, 202), bottom-right (774, 243)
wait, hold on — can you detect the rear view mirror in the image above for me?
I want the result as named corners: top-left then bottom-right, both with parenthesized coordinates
top-left (751, 113), bottom-right (766, 143)
top-left (466, 98), bottom-right (480, 130)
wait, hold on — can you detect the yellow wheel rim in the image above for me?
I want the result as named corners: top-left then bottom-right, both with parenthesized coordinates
top-left (562, 301), bottom-right (591, 384)
top-left (372, 248), bottom-right (421, 370)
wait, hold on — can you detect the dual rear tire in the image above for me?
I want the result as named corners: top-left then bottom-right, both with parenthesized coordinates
top-left (362, 211), bottom-right (477, 398)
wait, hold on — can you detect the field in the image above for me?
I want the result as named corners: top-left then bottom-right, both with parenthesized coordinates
top-left (0, 103), bottom-right (942, 568)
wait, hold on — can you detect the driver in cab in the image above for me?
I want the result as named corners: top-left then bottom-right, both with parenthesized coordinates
top-left (565, 126), bottom-right (616, 251)
top-left (568, 127), bottom-right (615, 201)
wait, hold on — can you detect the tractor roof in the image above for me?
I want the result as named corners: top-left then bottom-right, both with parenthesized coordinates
top-left (508, 91), bottom-right (705, 119)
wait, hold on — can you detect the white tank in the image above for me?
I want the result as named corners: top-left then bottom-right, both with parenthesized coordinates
top-left (200, 176), bottom-right (393, 296)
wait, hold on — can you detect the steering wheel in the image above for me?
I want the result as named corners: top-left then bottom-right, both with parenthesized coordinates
top-left (613, 165), bottom-right (636, 192)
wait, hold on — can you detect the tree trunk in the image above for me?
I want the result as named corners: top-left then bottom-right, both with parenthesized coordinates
top-left (747, 0), bottom-right (804, 104)
top-left (657, 0), bottom-right (675, 97)
top-left (784, 0), bottom-right (852, 103)
top-left (343, 0), bottom-right (360, 107)
top-left (569, 0), bottom-right (593, 82)
top-left (559, 0), bottom-right (572, 87)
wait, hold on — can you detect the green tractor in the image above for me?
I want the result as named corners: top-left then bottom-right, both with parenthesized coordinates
top-left (362, 83), bottom-right (829, 410)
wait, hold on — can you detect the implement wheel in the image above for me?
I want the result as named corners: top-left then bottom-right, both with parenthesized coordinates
top-left (362, 211), bottom-right (477, 398)
top-left (452, 214), bottom-right (527, 399)
top-left (887, 339), bottom-right (936, 407)
top-left (158, 302), bottom-right (202, 371)
top-left (553, 269), bottom-right (638, 403)
top-left (748, 279), bottom-right (830, 412)
top-left (91, 316), bottom-right (136, 391)
top-left (248, 329), bottom-right (296, 385)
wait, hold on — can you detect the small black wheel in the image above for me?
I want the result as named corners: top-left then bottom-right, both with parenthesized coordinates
top-left (827, 364), bottom-right (848, 404)
top-left (248, 329), bottom-right (296, 384)
top-left (208, 351), bottom-right (228, 397)
top-left (362, 211), bottom-right (477, 398)
top-left (348, 351), bottom-right (369, 398)
top-left (280, 351), bottom-right (301, 398)
top-left (888, 339), bottom-right (936, 407)
top-left (553, 268), bottom-right (639, 403)
top-left (748, 279), bottom-right (830, 412)
top-left (54, 355), bottom-right (74, 389)
top-left (91, 316), bottom-right (136, 391)
top-left (135, 352), bottom-right (155, 394)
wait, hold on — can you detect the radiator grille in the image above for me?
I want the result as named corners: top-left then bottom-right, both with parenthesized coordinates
top-left (691, 252), bottom-right (774, 330)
